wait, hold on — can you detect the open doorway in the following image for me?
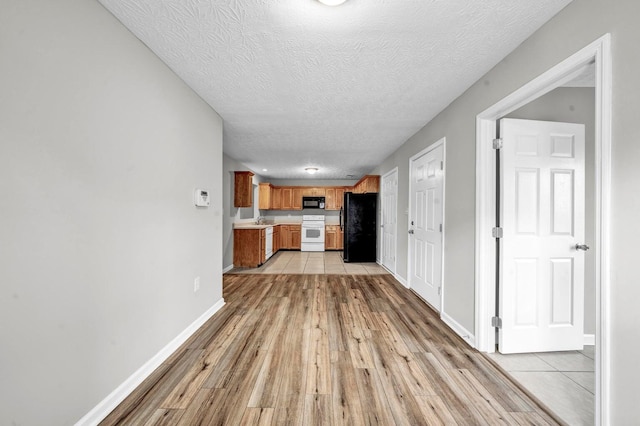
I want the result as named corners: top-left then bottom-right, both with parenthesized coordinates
top-left (474, 35), bottom-right (611, 425)
top-left (491, 88), bottom-right (595, 423)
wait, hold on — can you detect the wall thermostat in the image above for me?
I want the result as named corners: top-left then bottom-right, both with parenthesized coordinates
top-left (194, 189), bottom-right (210, 207)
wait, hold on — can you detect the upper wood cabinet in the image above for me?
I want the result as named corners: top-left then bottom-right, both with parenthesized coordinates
top-left (325, 187), bottom-right (347, 210)
top-left (234, 171), bottom-right (254, 207)
top-left (303, 187), bottom-right (325, 196)
top-left (325, 188), bottom-right (336, 210)
top-left (281, 187), bottom-right (294, 210)
top-left (257, 177), bottom-right (379, 210)
top-left (335, 187), bottom-right (345, 210)
top-left (271, 186), bottom-right (282, 210)
top-left (352, 175), bottom-right (380, 194)
top-left (292, 188), bottom-right (303, 210)
top-left (259, 183), bottom-right (272, 210)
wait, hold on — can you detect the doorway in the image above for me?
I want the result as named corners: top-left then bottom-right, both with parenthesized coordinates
top-left (381, 168), bottom-right (398, 275)
top-left (408, 139), bottom-right (446, 312)
top-left (474, 35), bottom-right (611, 424)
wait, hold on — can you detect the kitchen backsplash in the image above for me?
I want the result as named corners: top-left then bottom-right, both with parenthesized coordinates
top-left (262, 210), bottom-right (340, 225)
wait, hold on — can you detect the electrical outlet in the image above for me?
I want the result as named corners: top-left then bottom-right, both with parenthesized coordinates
top-left (194, 276), bottom-right (200, 292)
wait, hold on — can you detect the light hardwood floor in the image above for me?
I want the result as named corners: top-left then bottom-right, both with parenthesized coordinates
top-left (101, 274), bottom-right (560, 425)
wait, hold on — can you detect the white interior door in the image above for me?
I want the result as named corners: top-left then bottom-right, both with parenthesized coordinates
top-left (381, 169), bottom-right (398, 273)
top-left (409, 144), bottom-right (444, 311)
top-left (499, 118), bottom-right (586, 354)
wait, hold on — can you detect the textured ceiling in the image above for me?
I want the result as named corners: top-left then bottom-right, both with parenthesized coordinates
top-left (99, 0), bottom-right (571, 179)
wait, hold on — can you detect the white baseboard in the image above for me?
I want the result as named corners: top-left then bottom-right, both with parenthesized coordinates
top-left (75, 298), bottom-right (225, 426)
top-left (441, 311), bottom-right (476, 348)
top-left (394, 274), bottom-right (408, 288)
top-left (584, 334), bottom-right (595, 346)
top-left (377, 261), bottom-right (407, 288)
top-left (222, 264), bottom-right (234, 274)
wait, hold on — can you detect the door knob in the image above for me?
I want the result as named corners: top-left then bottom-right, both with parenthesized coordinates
top-left (575, 244), bottom-right (590, 251)
top-left (408, 229), bottom-right (414, 234)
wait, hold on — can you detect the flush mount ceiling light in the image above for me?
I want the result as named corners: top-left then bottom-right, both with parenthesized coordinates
top-left (317, 0), bottom-right (348, 6)
top-left (305, 167), bottom-right (319, 175)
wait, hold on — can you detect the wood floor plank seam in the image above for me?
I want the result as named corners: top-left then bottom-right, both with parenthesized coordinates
top-left (100, 273), bottom-right (561, 426)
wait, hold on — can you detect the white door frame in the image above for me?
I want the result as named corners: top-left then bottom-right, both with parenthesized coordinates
top-left (381, 167), bottom-right (398, 275)
top-left (408, 137), bottom-right (447, 308)
top-left (474, 35), bottom-right (611, 424)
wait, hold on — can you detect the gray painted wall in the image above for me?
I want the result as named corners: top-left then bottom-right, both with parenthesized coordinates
top-left (506, 87), bottom-right (596, 335)
top-left (0, 1), bottom-right (224, 424)
top-left (372, 0), bottom-right (640, 420)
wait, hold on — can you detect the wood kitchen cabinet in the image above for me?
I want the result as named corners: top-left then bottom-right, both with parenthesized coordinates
top-left (325, 225), bottom-right (344, 250)
top-left (273, 225), bottom-right (280, 253)
top-left (325, 188), bottom-right (336, 210)
top-left (335, 188), bottom-right (345, 210)
top-left (325, 187), bottom-right (346, 210)
top-left (303, 187), bottom-right (326, 197)
top-left (271, 187), bottom-right (282, 210)
top-left (352, 175), bottom-right (380, 194)
top-left (292, 188), bottom-right (303, 210)
top-left (257, 177), bottom-right (378, 211)
top-left (234, 171), bottom-right (254, 207)
top-left (259, 183), bottom-right (272, 209)
top-left (233, 228), bottom-right (266, 267)
top-left (290, 226), bottom-right (301, 249)
top-left (281, 187), bottom-right (294, 210)
top-left (279, 224), bottom-right (302, 249)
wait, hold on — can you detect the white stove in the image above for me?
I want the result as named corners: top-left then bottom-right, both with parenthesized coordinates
top-left (301, 215), bottom-right (325, 252)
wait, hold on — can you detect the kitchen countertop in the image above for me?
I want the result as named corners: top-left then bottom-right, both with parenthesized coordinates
top-left (233, 224), bottom-right (273, 229)
top-left (233, 222), bottom-right (302, 229)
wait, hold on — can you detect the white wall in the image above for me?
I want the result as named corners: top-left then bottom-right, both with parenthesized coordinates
top-left (371, 0), bottom-right (640, 420)
top-left (0, 1), bottom-right (224, 424)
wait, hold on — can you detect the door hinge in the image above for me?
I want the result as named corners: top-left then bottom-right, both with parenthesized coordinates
top-left (439, 223), bottom-right (443, 233)
top-left (438, 286), bottom-right (441, 295)
top-left (491, 316), bottom-right (502, 329)
top-left (440, 161), bottom-right (444, 170)
top-left (493, 138), bottom-right (503, 149)
top-left (492, 227), bottom-right (503, 238)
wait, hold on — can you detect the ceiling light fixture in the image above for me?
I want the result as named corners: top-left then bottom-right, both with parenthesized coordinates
top-left (305, 167), bottom-right (319, 175)
top-left (317, 0), bottom-right (347, 6)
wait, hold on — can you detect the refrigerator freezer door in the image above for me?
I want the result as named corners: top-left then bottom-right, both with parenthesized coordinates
top-left (343, 193), bottom-right (377, 262)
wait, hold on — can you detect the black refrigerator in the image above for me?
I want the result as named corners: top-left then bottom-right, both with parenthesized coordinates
top-left (341, 192), bottom-right (377, 262)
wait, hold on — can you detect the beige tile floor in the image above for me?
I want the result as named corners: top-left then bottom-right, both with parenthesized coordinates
top-left (228, 251), bottom-right (390, 275)
top-left (488, 346), bottom-right (595, 425)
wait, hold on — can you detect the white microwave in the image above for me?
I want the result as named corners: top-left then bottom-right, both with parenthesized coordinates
top-left (302, 196), bottom-right (325, 209)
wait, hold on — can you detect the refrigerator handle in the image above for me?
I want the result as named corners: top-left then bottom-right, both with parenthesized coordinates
top-left (339, 206), bottom-right (343, 231)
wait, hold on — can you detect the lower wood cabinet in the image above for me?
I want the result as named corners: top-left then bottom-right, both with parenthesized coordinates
top-left (325, 225), bottom-right (344, 250)
top-left (234, 225), bottom-right (302, 268)
top-left (273, 225), bottom-right (280, 253)
top-left (279, 224), bottom-right (301, 250)
top-left (233, 228), bottom-right (266, 268)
